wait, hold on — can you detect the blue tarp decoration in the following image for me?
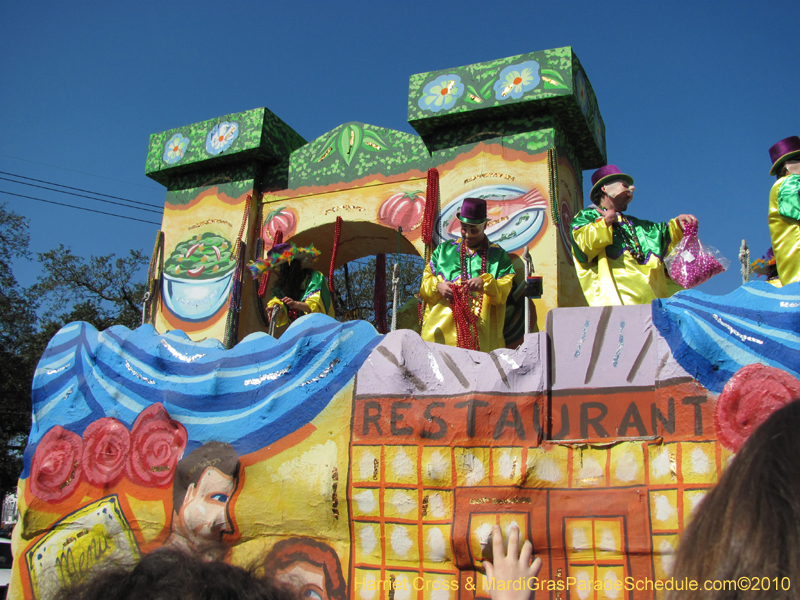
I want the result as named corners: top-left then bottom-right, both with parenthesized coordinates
top-left (24, 314), bottom-right (380, 477)
top-left (652, 281), bottom-right (800, 394)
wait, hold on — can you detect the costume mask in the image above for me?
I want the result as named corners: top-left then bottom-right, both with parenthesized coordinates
top-left (603, 180), bottom-right (635, 199)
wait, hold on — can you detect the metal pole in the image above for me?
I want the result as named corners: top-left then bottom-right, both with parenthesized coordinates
top-left (522, 246), bottom-right (533, 335)
top-left (391, 263), bottom-right (400, 332)
top-left (739, 239), bottom-right (750, 284)
top-left (268, 305), bottom-right (279, 337)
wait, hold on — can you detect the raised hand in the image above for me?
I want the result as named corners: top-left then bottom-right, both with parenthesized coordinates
top-left (483, 524), bottom-right (542, 600)
top-left (603, 206), bottom-right (619, 226)
top-left (675, 214), bottom-right (698, 232)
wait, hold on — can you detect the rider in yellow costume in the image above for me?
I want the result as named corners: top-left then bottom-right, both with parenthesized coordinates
top-left (571, 165), bottom-right (697, 306)
top-left (419, 197), bottom-right (516, 352)
top-left (767, 136), bottom-right (800, 286)
top-left (248, 242), bottom-right (335, 327)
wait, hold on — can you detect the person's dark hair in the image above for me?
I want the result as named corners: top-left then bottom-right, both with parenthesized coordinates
top-left (778, 164), bottom-right (789, 179)
top-left (53, 549), bottom-right (297, 600)
top-left (273, 260), bottom-right (312, 302)
top-left (668, 399), bottom-right (800, 600)
top-left (590, 186), bottom-right (605, 206)
top-left (172, 442), bottom-right (240, 513)
top-left (262, 537), bottom-right (347, 600)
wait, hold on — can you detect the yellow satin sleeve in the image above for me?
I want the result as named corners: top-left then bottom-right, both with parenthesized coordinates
top-left (481, 271), bottom-right (514, 305)
top-left (266, 297), bottom-right (289, 327)
top-left (572, 217), bottom-right (614, 261)
top-left (769, 177), bottom-right (800, 285)
top-left (419, 262), bottom-right (443, 304)
top-left (266, 291), bottom-right (334, 327)
top-left (305, 291), bottom-right (336, 317)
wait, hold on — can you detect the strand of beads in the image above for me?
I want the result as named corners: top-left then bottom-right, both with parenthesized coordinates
top-left (669, 220), bottom-right (726, 287)
top-left (616, 215), bottom-right (646, 263)
top-left (459, 238), bottom-right (489, 316)
top-left (451, 284), bottom-right (480, 351)
top-left (450, 238), bottom-right (489, 351)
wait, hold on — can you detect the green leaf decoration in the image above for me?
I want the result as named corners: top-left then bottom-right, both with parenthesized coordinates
top-left (540, 68), bottom-right (568, 89)
top-left (480, 80), bottom-right (494, 97)
top-left (464, 85), bottom-right (485, 104)
top-left (264, 206), bottom-right (287, 223)
top-left (337, 124), bottom-right (362, 166)
top-left (316, 134), bottom-right (337, 163)
top-left (362, 129), bottom-right (390, 151)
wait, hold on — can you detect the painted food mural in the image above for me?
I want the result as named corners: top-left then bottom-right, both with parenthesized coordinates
top-left (163, 232), bottom-right (237, 321)
top-left (262, 206), bottom-right (298, 243)
top-left (435, 185), bottom-right (548, 252)
top-left (377, 191), bottom-right (426, 237)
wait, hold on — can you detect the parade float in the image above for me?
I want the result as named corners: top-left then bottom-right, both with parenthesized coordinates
top-left (8, 47), bottom-right (800, 599)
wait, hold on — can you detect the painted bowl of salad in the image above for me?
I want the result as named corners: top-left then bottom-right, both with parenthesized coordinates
top-left (162, 232), bottom-right (237, 322)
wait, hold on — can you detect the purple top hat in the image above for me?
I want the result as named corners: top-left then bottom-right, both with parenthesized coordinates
top-left (457, 197), bottom-right (490, 224)
top-left (270, 242), bottom-right (292, 255)
top-left (590, 165), bottom-right (634, 198)
top-left (768, 136), bottom-right (800, 176)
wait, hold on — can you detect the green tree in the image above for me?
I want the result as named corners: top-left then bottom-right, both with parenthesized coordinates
top-left (0, 203), bottom-right (37, 500)
top-left (32, 246), bottom-right (148, 330)
top-left (0, 209), bottom-right (149, 501)
top-left (332, 253), bottom-right (424, 332)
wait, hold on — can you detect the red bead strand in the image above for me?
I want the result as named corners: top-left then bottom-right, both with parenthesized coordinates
top-left (422, 168), bottom-right (439, 247)
top-left (451, 238), bottom-right (488, 351)
top-left (329, 216), bottom-right (343, 314)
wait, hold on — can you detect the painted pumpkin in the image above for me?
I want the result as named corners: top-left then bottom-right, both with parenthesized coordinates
top-left (263, 207), bottom-right (298, 242)
top-left (378, 191), bottom-right (425, 234)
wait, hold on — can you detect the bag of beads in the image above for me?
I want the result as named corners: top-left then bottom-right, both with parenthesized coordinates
top-left (664, 221), bottom-right (729, 288)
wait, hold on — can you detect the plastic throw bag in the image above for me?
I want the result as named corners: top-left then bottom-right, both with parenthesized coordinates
top-left (665, 221), bottom-right (729, 288)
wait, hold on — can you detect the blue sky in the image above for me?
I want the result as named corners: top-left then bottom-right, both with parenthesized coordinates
top-left (1, 1), bottom-right (797, 297)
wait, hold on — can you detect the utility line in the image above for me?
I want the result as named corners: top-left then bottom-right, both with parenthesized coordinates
top-left (0, 153), bottom-right (164, 191)
top-left (0, 176), bottom-right (162, 214)
top-left (0, 171), bottom-right (163, 208)
top-left (0, 190), bottom-right (161, 226)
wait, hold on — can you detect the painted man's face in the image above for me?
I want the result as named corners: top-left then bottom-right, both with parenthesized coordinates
top-left (178, 466), bottom-right (236, 545)
top-left (275, 562), bottom-right (328, 600)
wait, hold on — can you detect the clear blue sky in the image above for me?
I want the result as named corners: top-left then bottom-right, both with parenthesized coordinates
top-left (1, 1), bottom-right (797, 296)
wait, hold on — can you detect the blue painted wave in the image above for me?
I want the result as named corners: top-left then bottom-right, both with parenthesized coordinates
top-left (23, 314), bottom-right (380, 477)
top-left (652, 282), bottom-right (800, 394)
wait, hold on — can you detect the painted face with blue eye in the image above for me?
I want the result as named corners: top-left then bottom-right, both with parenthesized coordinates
top-left (302, 587), bottom-right (324, 600)
top-left (275, 562), bottom-right (329, 600)
top-left (178, 466), bottom-right (237, 545)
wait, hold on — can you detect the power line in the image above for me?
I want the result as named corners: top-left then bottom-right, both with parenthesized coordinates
top-left (0, 190), bottom-right (161, 226)
top-left (0, 153), bottom-right (164, 191)
top-left (0, 176), bottom-right (162, 215)
top-left (0, 171), bottom-right (163, 209)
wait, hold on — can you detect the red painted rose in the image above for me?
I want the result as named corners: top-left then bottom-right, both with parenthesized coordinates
top-left (127, 403), bottom-right (188, 486)
top-left (378, 191), bottom-right (426, 236)
top-left (30, 426), bottom-right (83, 502)
top-left (714, 363), bottom-right (800, 452)
top-left (262, 207), bottom-right (298, 242)
top-left (81, 417), bottom-right (131, 486)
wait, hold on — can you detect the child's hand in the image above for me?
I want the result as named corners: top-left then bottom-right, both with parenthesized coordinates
top-left (483, 524), bottom-right (542, 600)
